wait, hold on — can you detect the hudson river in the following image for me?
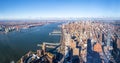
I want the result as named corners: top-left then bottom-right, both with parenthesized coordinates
top-left (0, 23), bottom-right (61, 63)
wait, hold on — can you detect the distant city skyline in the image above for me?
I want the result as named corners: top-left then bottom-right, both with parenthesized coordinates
top-left (0, 0), bottom-right (120, 19)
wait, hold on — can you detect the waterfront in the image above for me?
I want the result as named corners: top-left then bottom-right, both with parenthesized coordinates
top-left (19, 21), bottom-right (120, 63)
top-left (0, 23), bottom-right (61, 63)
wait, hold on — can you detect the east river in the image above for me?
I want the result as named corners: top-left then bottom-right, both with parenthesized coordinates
top-left (0, 23), bottom-right (61, 63)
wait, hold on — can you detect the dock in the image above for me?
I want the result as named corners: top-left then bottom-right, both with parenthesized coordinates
top-left (37, 42), bottom-right (60, 48)
top-left (49, 30), bottom-right (61, 35)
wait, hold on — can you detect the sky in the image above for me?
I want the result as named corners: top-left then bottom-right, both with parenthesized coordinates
top-left (0, 0), bottom-right (120, 19)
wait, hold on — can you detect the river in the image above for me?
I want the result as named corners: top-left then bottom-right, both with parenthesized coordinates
top-left (0, 22), bottom-right (61, 63)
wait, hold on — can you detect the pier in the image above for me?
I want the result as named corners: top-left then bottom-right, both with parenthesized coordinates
top-left (37, 42), bottom-right (60, 48)
top-left (49, 30), bottom-right (61, 35)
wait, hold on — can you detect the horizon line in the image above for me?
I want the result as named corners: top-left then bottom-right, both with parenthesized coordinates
top-left (0, 17), bottom-right (120, 20)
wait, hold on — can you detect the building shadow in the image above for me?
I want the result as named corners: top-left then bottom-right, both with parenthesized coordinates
top-left (111, 37), bottom-right (120, 63)
top-left (86, 39), bottom-right (102, 63)
top-left (72, 55), bottom-right (80, 63)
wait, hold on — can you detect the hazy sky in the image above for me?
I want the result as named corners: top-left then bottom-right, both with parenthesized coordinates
top-left (0, 0), bottom-right (120, 19)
